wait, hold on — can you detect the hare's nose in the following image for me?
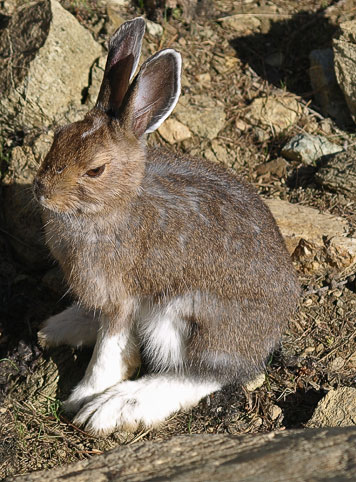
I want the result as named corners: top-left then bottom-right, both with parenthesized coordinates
top-left (33, 178), bottom-right (46, 200)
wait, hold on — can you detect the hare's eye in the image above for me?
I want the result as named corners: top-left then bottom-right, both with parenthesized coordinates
top-left (86, 165), bottom-right (106, 178)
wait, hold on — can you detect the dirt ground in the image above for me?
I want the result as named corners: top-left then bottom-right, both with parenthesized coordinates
top-left (1, 0), bottom-right (356, 478)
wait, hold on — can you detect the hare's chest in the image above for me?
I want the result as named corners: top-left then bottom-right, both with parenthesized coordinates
top-left (70, 243), bottom-right (123, 309)
top-left (45, 221), bottom-right (123, 309)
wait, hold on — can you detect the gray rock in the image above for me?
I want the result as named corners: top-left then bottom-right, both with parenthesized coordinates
top-left (0, 0), bottom-right (102, 132)
top-left (281, 134), bottom-right (343, 165)
top-left (307, 387), bottom-right (356, 428)
top-left (146, 19), bottom-right (163, 37)
top-left (334, 20), bottom-right (356, 124)
top-left (175, 95), bottom-right (226, 140)
top-left (309, 48), bottom-right (352, 127)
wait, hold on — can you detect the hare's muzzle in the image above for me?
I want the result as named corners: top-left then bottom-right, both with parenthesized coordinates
top-left (33, 177), bottom-right (46, 203)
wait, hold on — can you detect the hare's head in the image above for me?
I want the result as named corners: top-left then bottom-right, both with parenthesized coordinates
top-left (34, 18), bottom-right (181, 215)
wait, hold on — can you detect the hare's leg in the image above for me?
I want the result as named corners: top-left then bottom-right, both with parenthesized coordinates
top-left (73, 374), bottom-right (221, 435)
top-left (73, 298), bottom-right (220, 435)
top-left (38, 304), bottom-right (99, 348)
top-left (64, 302), bottom-right (140, 414)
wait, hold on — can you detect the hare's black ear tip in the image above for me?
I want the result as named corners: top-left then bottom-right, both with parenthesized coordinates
top-left (127, 16), bottom-right (146, 32)
top-left (134, 17), bottom-right (146, 27)
top-left (110, 17), bottom-right (146, 42)
top-left (160, 49), bottom-right (182, 76)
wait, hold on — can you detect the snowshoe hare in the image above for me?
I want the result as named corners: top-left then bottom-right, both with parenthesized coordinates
top-left (34, 17), bottom-right (300, 435)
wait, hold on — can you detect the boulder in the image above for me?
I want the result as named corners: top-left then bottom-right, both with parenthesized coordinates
top-left (309, 48), bottom-right (351, 127)
top-left (307, 388), bottom-right (356, 428)
top-left (334, 20), bottom-right (356, 123)
top-left (0, 0), bottom-right (102, 132)
top-left (2, 142), bottom-right (51, 270)
top-left (265, 199), bottom-right (356, 269)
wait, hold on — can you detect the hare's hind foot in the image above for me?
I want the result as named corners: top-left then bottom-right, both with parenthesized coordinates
top-left (72, 374), bottom-right (221, 436)
top-left (38, 304), bottom-right (99, 348)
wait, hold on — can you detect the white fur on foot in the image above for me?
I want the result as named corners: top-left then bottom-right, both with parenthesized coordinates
top-left (64, 329), bottom-right (134, 413)
top-left (73, 374), bottom-right (221, 435)
top-left (38, 304), bottom-right (99, 348)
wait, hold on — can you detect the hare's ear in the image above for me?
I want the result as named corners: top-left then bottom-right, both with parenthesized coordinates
top-left (122, 49), bottom-right (181, 137)
top-left (96, 17), bottom-right (145, 113)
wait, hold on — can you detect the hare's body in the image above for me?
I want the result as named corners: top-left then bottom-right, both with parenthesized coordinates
top-left (35, 18), bottom-right (299, 435)
top-left (44, 146), bottom-right (297, 380)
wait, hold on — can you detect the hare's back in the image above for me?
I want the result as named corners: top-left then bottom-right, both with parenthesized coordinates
top-left (144, 148), bottom-right (280, 242)
top-left (128, 148), bottom-right (299, 312)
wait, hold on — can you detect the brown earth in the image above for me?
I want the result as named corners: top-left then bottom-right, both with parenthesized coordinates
top-left (1, 0), bottom-right (356, 479)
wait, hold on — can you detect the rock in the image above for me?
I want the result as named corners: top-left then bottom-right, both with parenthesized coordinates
top-left (210, 139), bottom-right (230, 164)
top-left (106, 4), bottom-right (125, 34)
top-left (315, 148), bottom-right (356, 199)
top-left (0, 0), bottom-right (102, 131)
top-left (146, 19), bottom-right (163, 37)
top-left (254, 127), bottom-right (269, 142)
top-left (195, 73), bottom-right (211, 86)
top-left (307, 388), bottom-right (356, 428)
top-left (86, 56), bottom-right (107, 110)
top-left (328, 236), bottom-right (356, 269)
top-left (281, 134), bottom-right (343, 165)
top-left (309, 49), bottom-right (351, 127)
top-left (32, 132), bottom-right (54, 160)
top-left (235, 118), bottom-right (248, 131)
top-left (246, 95), bottom-right (303, 134)
top-left (158, 118), bottom-right (191, 144)
top-left (334, 21), bottom-right (356, 123)
top-left (329, 357), bottom-right (345, 371)
top-left (270, 405), bottom-right (282, 421)
top-left (245, 373), bottom-right (265, 392)
top-left (175, 95), bottom-right (226, 140)
top-left (218, 14), bottom-right (261, 35)
top-left (256, 158), bottom-right (288, 179)
top-left (265, 198), bottom-right (350, 254)
top-left (2, 144), bottom-right (49, 269)
top-left (107, 0), bottom-right (130, 6)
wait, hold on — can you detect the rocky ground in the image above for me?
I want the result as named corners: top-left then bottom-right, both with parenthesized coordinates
top-left (1, 0), bottom-right (356, 478)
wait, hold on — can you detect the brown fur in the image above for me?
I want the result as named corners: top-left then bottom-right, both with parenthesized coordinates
top-left (34, 19), bottom-right (300, 385)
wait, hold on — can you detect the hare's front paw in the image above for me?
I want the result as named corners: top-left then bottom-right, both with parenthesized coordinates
top-left (38, 305), bottom-right (99, 348)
